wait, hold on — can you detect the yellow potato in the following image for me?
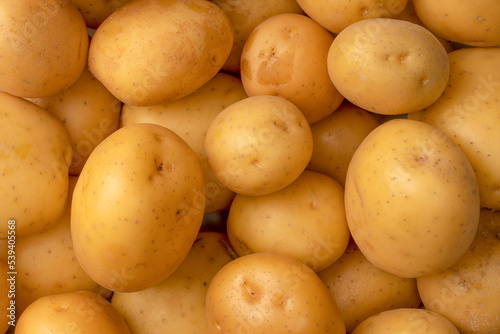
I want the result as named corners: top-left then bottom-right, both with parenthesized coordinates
top-left (227, 170), bottom-right (350, 272)
top-left (0, 262), bottom-right (11, 333)
top-left (71, 123), bottom-right (205, 292)
top-left (317, 239), bottom-right (421, 332)
top-left (27, 67), bottom-right (122, 175)
top-left (88, 0), bottom-right (233, 106)
top-left (121, 72), bottom-right (248, 214)
top-left (0, 0), bottom-right (88, 98)
top-left (0, 93), bottom-right (72, 239)
top-left (111, 231), bottom-right (237, 334)
top-left (327, 18), bottom-right (450, 115)
top-left (241, 13), bottom-right (344, 124)
top-left (71, 0), bottom-right (133, 29)
top-left (413, 0), bottom-right (500, 47)
top-left (15, 291), bottom-right (131, 333)
top-left (204, 95), bottom-right (313, 196)
top-left (344, 119), bottom-right (480, 278)
top-left (409, 47), bottom-right (500, 210)
top-left (205, 252), bottom-right (346, 334)
top-left (306, 102), bottom-right (379, 186)
top-left (417, 208), bottom-right (500, 334)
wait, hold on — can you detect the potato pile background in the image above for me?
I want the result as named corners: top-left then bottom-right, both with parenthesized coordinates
top-left (0, 0), bottom-right (499, 333)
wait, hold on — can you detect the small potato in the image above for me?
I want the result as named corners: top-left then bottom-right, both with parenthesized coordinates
top-left (0, 0), bottom-right (88, 98)
top-left (71, 0), bottom-right (133, 29)
top-left (241, 13), bottom-right (344, 124)
top-left (15, 291), bottom-right (132, 333)
top-left (327, 18), bottom-right (450, 115)
top-left (204, 95), bottom-right (313, 196)
top-left (0, 262), bottom-right (11, 333)
top-left (205, 252), bottom-right (346, 334)
top-left (227, 170), bottom-right (350, 272)
top-left (88, 0), bottom-right (233, 106)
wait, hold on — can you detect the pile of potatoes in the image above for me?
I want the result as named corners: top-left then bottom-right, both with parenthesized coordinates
top-left (0, 0), bottom-right (499, 333)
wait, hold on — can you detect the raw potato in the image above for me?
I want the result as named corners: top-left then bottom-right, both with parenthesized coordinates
top-left (0, 93), bottom-right (72, 239)
top-left (0, 262), bottom-right (11, 333)
top-left (88, 0), bottom-right (233, 106)
top-left (121, 72), bottom-right (248, 214)
top-left (205, 252), bottom-right (346, 334)
top-left (241, 13), bottom-right (344, 124)
top-left (417, 208), bottom-right (500, 334)
top-left (409, 47), bottom-right (500, 210)
top-left (204, 95), bottom-right (313, 196)
top-left (15, 291), bottom-right (132, 333)
top-left (71, 123), bottom-right (205, 292)
top-left (227, 170), bottom-right (350, 272)
top-left (71, 0), bottom-right (133, 29)
top-left (0, 0), bottom-right (88, 98)
top-left (344, 119), bottom-right (480, 278)
top-left (111, 232), bottom-right (237, 334)
top-left (327, 18), bottom-right (450, 115)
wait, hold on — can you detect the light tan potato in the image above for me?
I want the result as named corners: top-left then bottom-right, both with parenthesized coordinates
top-left (413, 0), bottom-right (500, 47)
top-left (71, 0), bottom-right (133, 29)
top-left (327, 18), bottom-right (450, 115)
top-left (111, 231), bottom-right (237, 334)
top-left (227, 170), bottom-right (350, 272)
top-left (210, 0), bottom-right (304, 73)
top-left (205, 252), bottom-right (346, 334)
top-left (27, 67), bottom-right (122, 175)
top-left (88, 0), bottom-right (233, 106)
top-left (204, 95), bottom-right (313, 196)
top-left (241, 13), bottom-right (344, 124)
top-left (317, 239), bottom-right (421, 332)
top-left (15, 291), bottom-right (131, 333)
top-left (409, 47), bottom-right (500, 210)
top-left (121, 72), bottom-right (248, 214)
top-left (0, 0), bottom-right (88, 98)
top-left (0, 93), bottom-right (72, 239)
top-left (344, 119), bottom-right (480, 278)
top-left (306, 102), bottom-right (379, 186)
top-left (295, 0), bottom-right (408, 34)
top-left (417, 208), bottom-right (500, 334)
top-left (0, 262), bottom-right (11, 333)
top-left (71, 123), bottom-right (205, 292)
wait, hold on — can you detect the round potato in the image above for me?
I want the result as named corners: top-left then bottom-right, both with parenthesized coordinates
top-left (71, 0), bottom-right (133, 29)
top-left (0, 0), bottom-right (88, 98)
top-left (0, 262), bottom-right (11, 333)
top-left (71, 123), bottom-right (205, 292)
top-left (205, 252), bottom-right (346, 334)
top-left (204, 95), bottom-right (313, 196)
top-left (327, 18), bottom-right (450, 115)
top-left (344, 119), bottom-right (480, 278)
top-left (0, 93), bottom-right (72, 239)
top-left (227, 170), bottom-right (350, 272)
top-left (88, 0), bottom-right (233, 106)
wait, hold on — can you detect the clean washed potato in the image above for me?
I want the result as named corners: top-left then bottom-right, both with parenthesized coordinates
top-left (71, 0), bottom-right (133, 28)
top-left (344, 119), bottom-right (480, 278)
top-left (0, 93), bottom-right (72, 239)
top-left (328, 18), bottom-right (449, 115)
top-left (0, 262), bottom-right (11, 333)
top-left (88, 0), bottom-right (233, 106)
top-left (71, 123), bottom-right (205, 292)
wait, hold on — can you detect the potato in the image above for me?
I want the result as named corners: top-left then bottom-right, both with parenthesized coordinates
top-left (413, 0), bottom-right (500, 47)
top-left (27, 67), bottom-right (122, 175)
top-left (71, 0), bottom-right (133, 29)
top-left (0, 0), bottom-right (88, 98)
top-left (71, 123), bottom-right (205, 292)
top-left (344, 119), bottom-right (480, 278)
top-left (88, 0), bottom-right (233, 106)
top-left (240, 13), bottom-right (344, 124)
top-left (204, 95), bottom-right (313, 196)
top-left (15, 291), bottom-right (131, 333)
top-left (0, 262), bottom-right (11, 333)
top-left (227, 170), bottom-right (350, 272)
top-left (111, 231), bottom-right (237, 334)
top-left (317, 239), bottom-right (421, 332)
top-left (295, 0), bottom-right (408, 34)
top-left (121, 72), bottom-right (248, 214)
top-left (352, 308), bottom-right (460, 333)
top-left (205, 252), bottom-right (346, 334)
top-left (306, 102), bottom-right (379, 187)
top-left (327, 18), bottom-right (450, 115)
top-left (409, 47), bottom-right (500, 210)
top-left (417, 208), bottom-right (500, 334)
top-left (0, 93), bottom-right (72, 239)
